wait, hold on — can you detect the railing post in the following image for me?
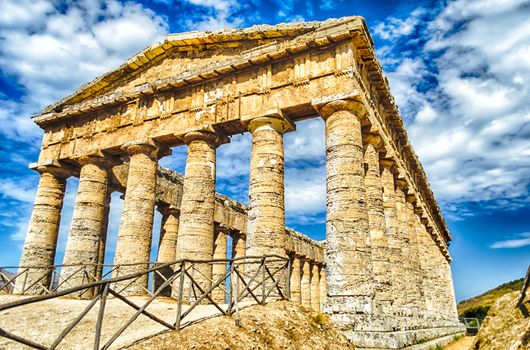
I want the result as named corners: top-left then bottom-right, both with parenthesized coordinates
top-left (286, 257), bottom-right (291, 300)
top-left (235, 262), bottom-right (241, 326)
top-left (261, 257), bottom-right (266, 305)
top-left (227, 259), bottom-right (234, 316)
top-left (175, 261), bottom-right (186, 329)
top-left (94, 282), bottom-right (109, 350)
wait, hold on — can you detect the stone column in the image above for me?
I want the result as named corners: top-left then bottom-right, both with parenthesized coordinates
top-left (300, 258), bottom-right (311, 308)
top-left (380, 160), bottom-right (405, 308)
top-left (416, 214), bottom-right (435, 313)
top-left (246, 114), bottom-right (293, 257)
top-left (315, 99), bottom-right (373, 318)
top-left (290, 255), bottom-right (302, 304)
top-left (319, 264), bottom-right (326, 310)
top-left (113, 141), bottom-right (166, 295)
top-left (96, 191), bottom-right (111, 282)
top-left (232, 232), bottom-right (246, 259)
top-left (17, 165), bottom-right (69, 294)
top-left (176, 131), bottom-right (220, 296)
top-left (443, 260), bottom-right (458, 318)
top-left (310, 262), bottom-right (320, 310)
top-left (212, 224), bottom-right (228, 303)
top-left (154, 204), bottom-right (179, 296)
top-left (394, 180), bottom-right (421, 309)
top-left (60, 155), bottom-right (111, 297)
top-left (405, 194), bottom-right (425, 312)
top-left (363, 137), bottom-right (391, 308)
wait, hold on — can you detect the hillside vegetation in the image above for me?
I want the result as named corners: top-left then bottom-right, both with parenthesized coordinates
top-left (458, 278), bottom-right (524, 320)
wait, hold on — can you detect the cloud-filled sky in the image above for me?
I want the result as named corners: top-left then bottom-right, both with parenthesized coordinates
top-left (0, 0), bottom-right (528, 302)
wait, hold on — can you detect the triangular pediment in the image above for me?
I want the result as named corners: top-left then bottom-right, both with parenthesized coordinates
top-left (42, 17), bottom-right (362, 114)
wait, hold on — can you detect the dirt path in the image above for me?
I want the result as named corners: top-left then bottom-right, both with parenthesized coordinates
top-left (444, 336), bottom-right (475, 350)
top-left (0, 294), bottom-right (256, 349)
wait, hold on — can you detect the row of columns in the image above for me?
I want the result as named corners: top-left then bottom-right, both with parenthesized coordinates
top-left (290, 255), bottom-right (326, 311)
top-left (17, 96), bottom-right (457, 324)
top-left (315, 97), bottom-right (457, 326)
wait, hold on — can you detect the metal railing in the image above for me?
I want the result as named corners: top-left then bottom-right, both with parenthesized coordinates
top-left (0, 255), bottom-right (290, 350)
top-left (518, 264), bottom-right (530, 306)
top-left (459, 317), bottom-right (480, 335)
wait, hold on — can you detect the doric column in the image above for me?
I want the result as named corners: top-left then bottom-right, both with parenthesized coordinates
top-left (16, 164), bottom-right (70, 294)
top-left (314, 98), bottom-right (373, 317)
top-left (212, 224), bottom-right (228, 303)
top-left (319, 264), bottom-right (326, 310)
top-left (113, 140), bottom-right (167, 295)
top-left (363, 136), bottom-right (391, 307)
top-left (246, 113), bottom-right (293, 258)
top-left (310, 262), bottom-right (320, 310)
top-left (176, 131), bottom-right (221, 294)
top-left (416, 212), bottom-right (435, 312)
top-left (232, 232), bottom-right (246, 259)
top-left (290, 255), bottom-right (302, 304)
top-left (96, 191), bottom-right (111, 281)
top-left (443, 259), bottom-right (458, 318)
top-left (300, 258), bottom-right (311, 308)
top-left (380, 160), bottom-right (405, 308)
top-left (154, 204), bottom-right (179, 296)
top-left (405, 194), bottom-right (425, 311)
top-left (60, 155), bottom-right (111, 297)
top-left (394, 179), bottom-right (421, 308)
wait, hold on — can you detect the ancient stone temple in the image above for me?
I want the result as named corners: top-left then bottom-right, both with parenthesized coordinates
top-left (17, 17), bottom-right (464, 349)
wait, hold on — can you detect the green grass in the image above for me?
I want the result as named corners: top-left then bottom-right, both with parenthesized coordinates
top-left (457, 278), bottom-right (524, 320)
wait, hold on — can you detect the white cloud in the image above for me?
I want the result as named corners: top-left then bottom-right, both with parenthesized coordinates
top-left (376, 0), bottom-right (530, 215)
top-left (0, 0), bottom-right (168, 129)
top-left (490, 232), bottom-right (530, 249)
top-left (181, 0), bottom-right (243, 31)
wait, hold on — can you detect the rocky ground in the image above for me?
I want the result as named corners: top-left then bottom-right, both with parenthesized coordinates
top-left (473, 291), bottom-right (529, 349)
top-left (127, 301), bottom-right (355, 350)
top-left (444, 336), bottom-right (475, 350)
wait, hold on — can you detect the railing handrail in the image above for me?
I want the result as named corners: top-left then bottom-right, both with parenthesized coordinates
top-left (0, 254), bottom-right (289, 270)
top-left (0, 255), bottom-right (291, 350)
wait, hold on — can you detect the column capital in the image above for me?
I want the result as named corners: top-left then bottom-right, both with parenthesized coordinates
top-left (380, 158), bottom-right (396, 171)
top-left (311, 91), bottom-right (365, 120)
top-left (76, 153), bottom-right (114, 168)
top-left (395, 178), bottom-right (408, 190)
top-left (30, 161), bottom-right (73, 179)
top-left (157, 203), bottom-right (180, 216)
top-left (363, 133), bottom-right (383, 150)
top-left (121, 138), bottom-right (171, 160)
top-left (244, 108), bottom-right (295, 134)
top-left (182, 130), bottom-right (226, 148)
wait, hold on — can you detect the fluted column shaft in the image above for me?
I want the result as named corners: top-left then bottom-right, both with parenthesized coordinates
top-left (246, 116), bottom-right (290, 257)
top-left (310, 262), bottom-right (320, 310)
top-left (232, 232), bottom-right (246, 259)
top-left (157, 206), bottom-right (180, 263)
top-left (301, 258), bottom-right (311, 308)
top-left (318, 100), bottom-right (372, 314)
top-left (61, 156), bottom-right (110, 296)
top-left (114, 143), bottom-right (161, 295)
top-left (17, 166), bottom-right (69, 294)
top-left (380, 162), bottom-right (405, 307)
top-left (154, 205), bottom-right (179, 296)
top-left (176, 131), bottom-right (219, 293)
top-left (404, 198), bottom-right (424, 310)
top-left (364, 141), bottom-right (391, 306)
top-left (212, 225), bottom-right (228, 302)
top-left (319, 265), bottom-right (326, 310)
top-left (290, 255), bottom-right (302, 304)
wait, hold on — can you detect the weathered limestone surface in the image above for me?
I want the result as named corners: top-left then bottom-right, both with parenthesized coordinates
top-left (246, 115), bottom-right (291, 258)
top-left (317, 100), bottom-right (373, 320)
top-left (176, 131), bottom-right (219, 293)
top-left (211, 224), bottom-right (228, 302)
top-left (310, 263), bottom-right (320, 310)
top-left (290, 255), bottom-right (302, 304)
top-left (113, 142), bottom-right (161, 294)
top-left (363, 139), bottom-right (391, 306)
top-left (154, 204), bottom-right (179, 295)
top-left (300, 258), bottom-right (311, 308)
top-left (60, 156), bottom-right (110, 296)
top-left (16, 166), bottom-right (68, 293)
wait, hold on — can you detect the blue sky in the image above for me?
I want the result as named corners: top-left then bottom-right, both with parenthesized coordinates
top-left (0, 0), bottom-right (529, 302)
